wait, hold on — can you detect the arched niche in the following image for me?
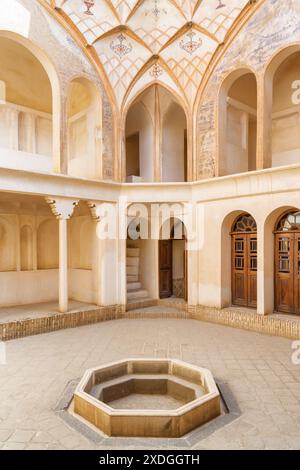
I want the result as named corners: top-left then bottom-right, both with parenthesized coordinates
top-left (0, 33), bottom-right (59, 169)
top-left (0, 216), bottom-right (16, 271)
top-left (125, 98), bottom-right (154, 182)
top-left (125, 85), bottom-right (188, 183)
top-left (162, 101), bottom-right (187, 183)
top-left (67, 77), bottom-right (102, 179)
top-left (218, 69), bottom-right (257, 176)
top-left (20, 224), bottom-right (33, 271)
top-left (37, 218), bottom-right (58, 270)
top-left (266, 48), bottom-right (300, 167)
top-left (70, 215), bottom-right (95, 270)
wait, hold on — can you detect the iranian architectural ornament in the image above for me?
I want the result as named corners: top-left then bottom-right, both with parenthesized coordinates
top-left (83, 0), bottom-right (94, 15)
top-left (179, 31), bottom-right (202, 55)
top-left (149, 63), bottom-right (163, 78)
top-left (145, 0), bottom-right (167, 20)
top-left (216, 0), bottom-right (226, 8)
top-left (110, 34), bottom-right (132, 58)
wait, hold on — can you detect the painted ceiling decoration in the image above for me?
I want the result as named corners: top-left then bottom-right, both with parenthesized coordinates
top-left (46, 0), bottom-right (257, 110)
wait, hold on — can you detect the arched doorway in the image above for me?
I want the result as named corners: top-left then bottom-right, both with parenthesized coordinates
top-left (159, 218), bottom-right (187, 300)
top-left (231, 213), bottom-right (257, 308)
top-left (274, 210), bottom-right (300, 314)
top-left (125, 85), bottom-right (188, 183)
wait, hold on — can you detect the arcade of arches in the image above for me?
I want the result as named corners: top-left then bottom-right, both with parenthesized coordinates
top-left (2, 1), bottom-right (300, 329)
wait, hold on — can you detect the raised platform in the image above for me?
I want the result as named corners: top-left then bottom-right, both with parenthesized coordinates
top-left (0, 300), bottom-right (299, 341)
top-left (0, 301), bottom-right (122, 341)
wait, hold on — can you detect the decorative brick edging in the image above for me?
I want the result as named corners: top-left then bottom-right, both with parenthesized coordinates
top-left (1, 303), bottom-right (300, 341)
top-left (126, 299), bottom-right (158, 311)
top-left (0, 306), bottom-right (123, 341)
top-left (122, 310), bottom-right (189, 320)
top-left (189, 305), bottom-right (300, 340)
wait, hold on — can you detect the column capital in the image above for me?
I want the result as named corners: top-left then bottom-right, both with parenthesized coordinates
top-left (87, 201), bottom-right (118, 221)
top-left (46, 197), bottom-right (79, 220)
top-left (87, 201), bottom-right (101, 221)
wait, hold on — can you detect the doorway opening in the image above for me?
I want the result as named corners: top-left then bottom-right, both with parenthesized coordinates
top-left (231, 213), bottom-right (257, 308)
top-left (275, 210), bottom-right (300, 314)
top-left (159, 219), bottom-right (187, 301)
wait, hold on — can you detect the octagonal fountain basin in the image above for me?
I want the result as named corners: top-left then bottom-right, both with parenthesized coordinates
top-left (73, 359), bottom-right (221, 438)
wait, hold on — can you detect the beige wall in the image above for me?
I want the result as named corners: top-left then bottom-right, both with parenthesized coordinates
top-left (126, 100), bottom-right (153, 181)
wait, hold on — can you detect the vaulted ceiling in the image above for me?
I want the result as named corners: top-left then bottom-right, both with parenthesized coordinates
top-left (45, 0), bottom-right (257, 110)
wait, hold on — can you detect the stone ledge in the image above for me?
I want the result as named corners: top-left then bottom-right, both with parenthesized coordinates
top-left (189, 305), bottom-right (300, 340)
top-left (1, 303), bottom-right (299, 341)
top-left (0, 306), bottom-right (123, 341)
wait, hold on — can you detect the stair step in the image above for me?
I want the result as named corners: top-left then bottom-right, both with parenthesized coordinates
top-left (126, 298), bottom-right (157, 311)
top-left (127, 274), bottom-right (139, 283)
top-left (127, 265), bottom-right (139, 276)
top-left (126, 257), bottom-right (139, 267)
top-left (127, 248), bottom-right (140, 257)
top-left (127, 289), bottom-right (149, 301)
top-left (127, 282), bottom-right (142, 291)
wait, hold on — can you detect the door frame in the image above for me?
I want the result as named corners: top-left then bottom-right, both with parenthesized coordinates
top-left (231, 231), bottom-right (257, 308)
top-left (274, 231), bottom-right (300, 314)
top-left (158, 237), bottom-right (188, 300)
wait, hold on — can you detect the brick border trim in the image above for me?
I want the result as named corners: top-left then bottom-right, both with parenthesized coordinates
top-left (1, 303), bottom-right (299, 341)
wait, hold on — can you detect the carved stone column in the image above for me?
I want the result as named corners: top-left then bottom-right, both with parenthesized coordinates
top-left (46, 197), bottom-right (78, 312)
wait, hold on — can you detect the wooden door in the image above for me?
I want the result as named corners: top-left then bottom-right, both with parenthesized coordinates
top-left (275, 233), bottom-right (295, 313)
top-left (184, 248), bottom-right (188, 301)
top-left (294, 234), bottom-right (300, 314)
top-left (159, 240), bottom-right (173, 298)
top-left (232, 233), bottom-right (257, 308)
top-left (247, 234), bottom-right (257, 308)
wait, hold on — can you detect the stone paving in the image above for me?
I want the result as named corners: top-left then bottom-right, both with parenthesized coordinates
top-left (0, 318), bottom-right (300, 450)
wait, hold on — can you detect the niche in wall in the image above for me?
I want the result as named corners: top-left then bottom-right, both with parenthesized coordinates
top-left (271, 51), bottom-right (300, 167)
top-left (67, 77), bottom-right (102, 179)
top-left (0, 217), bottom-right (16, 272)
top-left (219, 71), bottom-right (257, 176)
top-left (37, 218), bottom-right (58, 269)
top-left (20, 225), bottom-right (33, 271)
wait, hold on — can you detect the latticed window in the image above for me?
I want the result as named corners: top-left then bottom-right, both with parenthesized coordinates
top-left (232, 214), bottom-right (257, 233)
top-left (276, 211), bottom-right (300, 232)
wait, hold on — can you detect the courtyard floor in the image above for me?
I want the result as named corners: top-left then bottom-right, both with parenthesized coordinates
top-left (0, 318), bottom-right (300, 450)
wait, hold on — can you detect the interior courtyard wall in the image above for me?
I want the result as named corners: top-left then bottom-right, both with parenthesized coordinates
top-left (197, 0), bottom-right (300, 179)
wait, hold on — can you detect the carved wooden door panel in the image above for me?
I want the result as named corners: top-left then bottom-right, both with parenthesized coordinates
top-left (275, 233), bottom-right (294, 313)
top-left (294, 234), bottom-right (300, 314)
top-left (247, 234), bottom-right (257, 308)
top-left (232, 234), bottom-right (248, 306)
top-left (159, 240), bottom-right (173, 298)
top-left (232, 233), bottom-right (257, 308)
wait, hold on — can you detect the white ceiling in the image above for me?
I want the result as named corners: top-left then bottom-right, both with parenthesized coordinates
top-left (48, 0), bottom-right (253, 109)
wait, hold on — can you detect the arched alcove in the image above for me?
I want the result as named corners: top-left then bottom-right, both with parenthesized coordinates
top-left (125, 85), bottom-right (188, 183)
top-left (20, 225), bottom-right (33, 271)
top-left (0, 216), bottom-right (16, 271)
top-left (270, 50), bottom-right (300, 167)
top-left (37, 219), bottom-right (59, 270)
top-left (162, 102), bottom-right (187, 183)
top-left (0, 35), bottom-right (54, 166)
top-left (67, 77), bottom-right (102, 179)
top-left (125, 100), bottom-right (153, 182)
top-left (218, 69), bottom-right (257, 176)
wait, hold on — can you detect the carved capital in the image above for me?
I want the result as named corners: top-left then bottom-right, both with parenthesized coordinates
top-left (87, 202), bottom-right (101, 221)
top-left (46, 197), bottom-right (79, 220)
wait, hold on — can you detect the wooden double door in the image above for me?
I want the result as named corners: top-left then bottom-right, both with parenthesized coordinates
top-left (231, 233), bottom-right (257, 308)
top-left (275, 232), bottom-right (300, 314)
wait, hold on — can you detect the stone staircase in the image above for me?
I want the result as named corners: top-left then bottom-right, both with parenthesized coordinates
top-left (126, 247), bottom-right (153, 308)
